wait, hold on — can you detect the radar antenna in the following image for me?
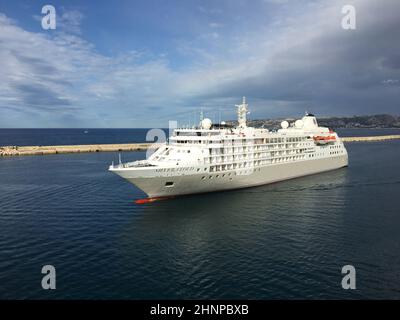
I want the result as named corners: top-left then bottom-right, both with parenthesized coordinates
top-left (235, 96), bottom-right (249, 128)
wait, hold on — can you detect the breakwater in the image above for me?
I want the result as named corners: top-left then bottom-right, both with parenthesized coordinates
top-left (0, 143), bottom-right (152, 156)
top-left (341, 135), bottom-right (400, 142)
top-left (1, 135), bottom-right (400, 156)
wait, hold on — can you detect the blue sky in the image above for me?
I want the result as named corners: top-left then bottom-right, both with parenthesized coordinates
top-left (0, 0), bottom-right (399, 127)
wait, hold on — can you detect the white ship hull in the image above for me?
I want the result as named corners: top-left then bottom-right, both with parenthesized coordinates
top-left (111, 154), bottom-right (348, 198)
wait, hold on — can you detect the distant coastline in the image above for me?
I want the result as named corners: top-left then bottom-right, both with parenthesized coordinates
top-left (226, 114), bottom-right (400, 129)
top-left (0, 115), bottom-right (399, 130)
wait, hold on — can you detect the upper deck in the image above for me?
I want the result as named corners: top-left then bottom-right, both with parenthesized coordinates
top-left (111, 97), bottom-right (347, 172)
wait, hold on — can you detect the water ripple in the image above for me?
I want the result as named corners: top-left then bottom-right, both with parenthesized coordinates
top-left (1, 144), bottom-right (400, 298)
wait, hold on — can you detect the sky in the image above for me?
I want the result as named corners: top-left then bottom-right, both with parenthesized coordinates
top-left (0, 0), bottom-right (399, 128)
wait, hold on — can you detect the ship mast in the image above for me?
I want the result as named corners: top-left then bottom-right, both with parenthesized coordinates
top-left (236, 96), bottom-right (248, 129)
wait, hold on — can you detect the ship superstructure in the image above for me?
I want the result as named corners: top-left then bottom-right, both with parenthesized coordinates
top-left (109, 97), bottom-right (348, 198)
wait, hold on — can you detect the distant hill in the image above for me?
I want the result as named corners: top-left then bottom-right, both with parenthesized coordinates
top-left (226, 114), bottom-right (400, 129)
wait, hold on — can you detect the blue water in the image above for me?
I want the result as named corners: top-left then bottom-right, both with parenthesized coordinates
top-left (336, 128), bottom-right (400, 137)
top-left (0, 131), bottom-right (400, 299)
top-left (0, 128), bottom-right (399, 146)
top-left (0, 128), bottom-right (167, 147)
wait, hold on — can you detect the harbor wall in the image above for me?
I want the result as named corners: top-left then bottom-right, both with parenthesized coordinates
top-left (341, 135), bottom-right (400, 142)
top-left (0, 143), bottom-right (152, 156)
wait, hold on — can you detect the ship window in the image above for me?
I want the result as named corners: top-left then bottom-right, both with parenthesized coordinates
top-left (165, 181), bottom-right (174, 187)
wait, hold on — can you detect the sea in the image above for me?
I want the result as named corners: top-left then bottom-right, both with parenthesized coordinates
top-left (0, 128), bottom-right (400, 299)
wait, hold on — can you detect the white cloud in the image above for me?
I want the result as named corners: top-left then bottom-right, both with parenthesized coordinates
top-left (382, 79), bottom-right (399, 85)
top-left (0, 9), bottom-right (256, 127)
top-left (1, 0), bottom-right (400, 127)
top-left (263, 0), bottom-right (289, 3)
top-left (58, 8), bottom-right (85, 34)
top-left (209, 22), bottom-right (223, 28)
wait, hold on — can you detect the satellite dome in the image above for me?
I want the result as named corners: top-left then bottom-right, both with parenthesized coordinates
top-left (281, 121), bottom-right (289, 129)
top-left (201, 118), bottom-right (212, 130)
top-left (221, 121), bottom-right (226, 125)
top-left (295, 119), bottom-right (304, 129)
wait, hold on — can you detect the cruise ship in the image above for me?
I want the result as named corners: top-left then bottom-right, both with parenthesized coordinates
top-left (109, 97), bottom-right (348, 199)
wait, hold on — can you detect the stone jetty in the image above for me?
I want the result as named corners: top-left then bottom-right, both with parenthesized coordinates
top-left (340, 135), bottom-right (400, 142)
top-left (0, 143), bottom-right (153, 156)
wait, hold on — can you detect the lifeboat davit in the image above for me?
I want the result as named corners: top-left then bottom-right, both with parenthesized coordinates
top-left (313, 135), bottom-right (336, 145)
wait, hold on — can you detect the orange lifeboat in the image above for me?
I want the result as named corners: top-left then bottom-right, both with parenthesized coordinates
top-left (313, 135), bottom-right (336, 145)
